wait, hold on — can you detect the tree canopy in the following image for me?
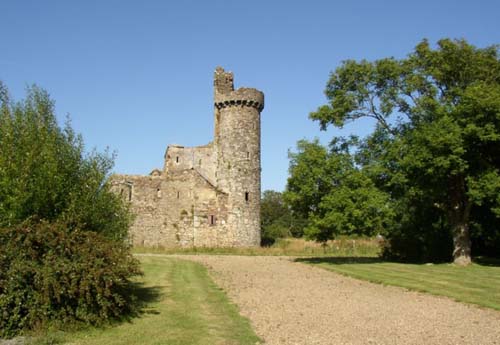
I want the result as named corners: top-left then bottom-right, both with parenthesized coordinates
top-left (293, 39), bottom-right (499, 265)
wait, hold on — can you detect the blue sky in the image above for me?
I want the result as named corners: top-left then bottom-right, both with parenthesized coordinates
top-left (1, 0), bottom-right (499, 191)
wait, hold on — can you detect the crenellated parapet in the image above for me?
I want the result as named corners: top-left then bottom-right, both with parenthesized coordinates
top-left (214, 88), bottom-right (264, 111)
top-left (214, 66), bottom-right (264, 112)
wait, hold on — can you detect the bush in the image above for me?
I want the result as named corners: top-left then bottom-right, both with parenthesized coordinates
top-left (0, 221), bottom-right (142, 338)
top-left (261, 223), bottom-right (290, 246)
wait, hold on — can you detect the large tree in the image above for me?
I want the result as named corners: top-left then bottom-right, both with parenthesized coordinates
top-left (310, 39), bottom-right (500, 265)
top-left (0, 82), bottom-right (130, 240)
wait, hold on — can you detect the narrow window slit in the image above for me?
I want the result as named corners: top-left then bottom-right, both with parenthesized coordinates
top-left (245, 192), bottom-right (249, 202)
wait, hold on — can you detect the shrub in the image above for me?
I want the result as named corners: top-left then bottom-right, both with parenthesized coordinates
top-left (0, 221), bottom-right (142, 338)
top-left (261, 223), bottom-right (291, 246)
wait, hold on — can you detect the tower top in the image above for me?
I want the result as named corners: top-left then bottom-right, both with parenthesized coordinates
top-left (213, 67), bottom-right (264, 111)
top-left (214, 67), bottom-right (234, 95)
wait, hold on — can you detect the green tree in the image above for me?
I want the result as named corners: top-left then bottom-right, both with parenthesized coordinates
top-left (310, 39), bottom-right (500, 265)
top-left (285, 138), bottom-right (393, 242)
top-left (0, 82), bottom-right (130, 240)
top-left (261, 190), bottom-right (305, 245)
top-left (284, 139), bottom-right (330, 221)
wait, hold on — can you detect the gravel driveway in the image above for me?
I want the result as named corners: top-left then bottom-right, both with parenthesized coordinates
top-left (177, 255), bottom-right (500, 345)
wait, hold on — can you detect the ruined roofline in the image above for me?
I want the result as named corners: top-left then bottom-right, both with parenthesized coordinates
top-left (110, 173), bottom-right (155, 178)
top-left (166, 142), bottom-right (213, 150)
top-left (163, 142), bottom-right (213, 160)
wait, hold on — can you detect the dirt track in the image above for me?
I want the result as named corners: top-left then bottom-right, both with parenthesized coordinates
top-left (177, 255), bottom-right (500, 345)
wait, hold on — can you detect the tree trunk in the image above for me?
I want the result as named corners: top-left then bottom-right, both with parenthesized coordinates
top-left (451, 220), bottom-right (471, 266)
top-left (448, 175), bottom-right (472, 266)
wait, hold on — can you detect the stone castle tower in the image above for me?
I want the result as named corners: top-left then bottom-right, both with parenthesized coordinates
top-left (111, 67), bottom-right (264, 247)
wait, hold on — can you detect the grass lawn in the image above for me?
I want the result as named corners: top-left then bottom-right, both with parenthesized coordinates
top-left (44, 256), bottom-right (260, 345)
top-left (297, 257), bottom-right (500, 311)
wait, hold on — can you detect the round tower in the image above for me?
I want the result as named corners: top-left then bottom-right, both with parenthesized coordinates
top-left (214, 67), bottom-right (264, 246)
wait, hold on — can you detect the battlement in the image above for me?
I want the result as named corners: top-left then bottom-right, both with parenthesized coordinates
top-left (214, 88), bottom-right (264, 111)
top-left (213, 67), bottom-right (264, 111)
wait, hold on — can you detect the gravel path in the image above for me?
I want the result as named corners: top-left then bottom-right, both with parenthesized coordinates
top-left (175, 255), bottom-right (500, 345)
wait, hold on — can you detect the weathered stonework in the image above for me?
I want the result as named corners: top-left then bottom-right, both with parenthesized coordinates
top-left (111, 67), bottom-right (263, 247)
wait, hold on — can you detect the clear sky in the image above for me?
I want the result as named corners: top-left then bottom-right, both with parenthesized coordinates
top-left (1, 0), bottom-right (499, 191)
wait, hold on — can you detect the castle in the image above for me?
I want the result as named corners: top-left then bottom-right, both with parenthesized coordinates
top-left (111, 67), bottom-right (264, 247)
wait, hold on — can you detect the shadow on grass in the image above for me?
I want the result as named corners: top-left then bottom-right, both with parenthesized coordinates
top-left (473, 256), bottom-right (500, 267)
top-left (126, 282), bottom-right (164, 317)
top-left (297, 256), bottom-right (500, 267)
top-left (295, 256), bottom-right (385, 265)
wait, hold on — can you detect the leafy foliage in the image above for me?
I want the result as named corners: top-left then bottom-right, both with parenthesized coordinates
top-left (308, 39), bottom-right (500, 264)
top-left (285, 138), bottom-right (394, 242)
top-left (0, 82), bottom-right (140, 337)
top-left (0, 221), bottom-right (142, 338)
top-left (0, 82), bottom-right (130, 240)
top-left (260, 190), bottom-right (305, 245)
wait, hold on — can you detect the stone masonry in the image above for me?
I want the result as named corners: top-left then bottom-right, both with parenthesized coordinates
top-left (111, 67), bottom-right (264, 247)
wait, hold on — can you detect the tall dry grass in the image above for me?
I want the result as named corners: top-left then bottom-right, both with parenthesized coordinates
top-left (133, 237), bottom-right (381, 257)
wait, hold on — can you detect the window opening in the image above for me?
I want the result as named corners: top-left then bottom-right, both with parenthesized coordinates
top-left (246, 152), bottom-right (250, 159)
top-left (177, 191), bottom-right (180, 199)
top-left (245, 192), bottom-right (249, 202)
top-left (210, 215), bottom-right (216, 225)
top-left (176, 156), bottom-right (179, 163)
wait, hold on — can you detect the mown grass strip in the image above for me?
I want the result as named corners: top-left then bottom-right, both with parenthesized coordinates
top-left (43, 256), bottom-right (260, 345)
top-left (298, 258), bottom-right (500, 311)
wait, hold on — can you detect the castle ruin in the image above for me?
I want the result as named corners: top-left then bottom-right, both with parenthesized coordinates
top-left (111, 67), bottom-right (264, 247)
